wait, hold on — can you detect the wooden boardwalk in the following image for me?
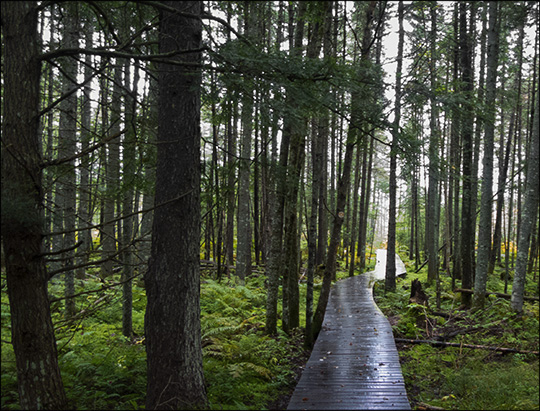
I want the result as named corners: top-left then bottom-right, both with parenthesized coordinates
top-left (287, 253), bottom-right (410, 410)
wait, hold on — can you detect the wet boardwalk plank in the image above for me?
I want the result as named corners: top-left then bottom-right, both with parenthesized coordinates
top-left (287, 253), bottom-right (410, 410)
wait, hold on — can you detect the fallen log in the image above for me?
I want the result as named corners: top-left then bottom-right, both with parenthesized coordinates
top-left (395, 338), bottom-right (539, 355)
top-left (453, 288), bottom-right (539, 302)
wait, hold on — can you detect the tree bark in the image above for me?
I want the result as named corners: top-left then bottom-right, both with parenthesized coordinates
top-left (236, 2), bottom-right (255, 284)
top-left (76, 21), bottom-right (94, 280)
top-left (144, 2), bottom-right (207, 408)
top-left (386, 0), bottom-right (404, 293)
top-left (311, 136), bottom-right (355, 341)
top-left (348, 143), bottom-right (362, 278)
top-left (280, 1), bottom-right (309, 333)
top-left (139, 69), bottom-right (157, 269)
top-left (359, 136), bottom-right (374, 271)
top-left (511, 66), bottom-right (540, 313)
top-left (265, 1), bottom-right (290, 336)
top-left (459, 2), bottom-right (475, 308)
top-left (473, 1), bottom-right (500, 310)
top-left (56, 2), bottom-right (79, 318)
top-left (1, 2), bottom-right (68, 409)
top-left (102, 63), bottom-right (123, 279)
top-left (122, 59), bottom-right (139, 338)
top-left (450, 3), bottom-right (462, 289)
top-left (426, 2), bottom-right (440, 287)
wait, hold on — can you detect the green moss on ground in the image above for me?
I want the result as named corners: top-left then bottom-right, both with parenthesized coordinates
top-left (373, 253), bottom-right (539, 411)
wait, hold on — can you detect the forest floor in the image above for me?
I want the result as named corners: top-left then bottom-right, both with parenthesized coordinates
top-left (276, 253), bottom-right (539, 411)
top-left (372, 256), bottom-right (539, 411)
top-left (267, 339), bottom-right (310, 410)
top-left (1, 252), bottom-right (538, 410)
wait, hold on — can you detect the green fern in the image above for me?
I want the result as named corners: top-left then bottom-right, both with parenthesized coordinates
top-left (228, 362), bottom-right (273, 380)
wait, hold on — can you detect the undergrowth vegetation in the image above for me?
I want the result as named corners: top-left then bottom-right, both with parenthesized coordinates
top-left (1, 270), bottom-right (313, 410)
top-left (373, 252), bottom-right (540, 410)
top-left (2, 249), bottom-right (538, 410)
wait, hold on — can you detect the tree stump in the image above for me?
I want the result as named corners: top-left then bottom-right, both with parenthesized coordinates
top-left (409, 279), bottom-right (429, 306)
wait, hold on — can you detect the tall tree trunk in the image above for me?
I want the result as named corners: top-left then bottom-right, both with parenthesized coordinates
top-left (139, 70), bottom-right (157, 269)
top-left (265, 126), bottom-right (290, 334)
top-left (511, 69), bottom-right (540, 313)
top-left (312, 135), bottom-right (356, 341)
top-left (426, 1), bottom-right (440, 286)
top-left (236, 2), bottom-right (256, 284)
top-left (386, 0), bottom-right (404, 293)
top-left (76, 22), bottom-right (94, 280)
top-left (236, 80), bottom-right (253, 284)
top-left (102, 63), bottom-right (123, 278)
top-left (144, 2), bottom-right (207, 408)
top-left (312, 0), bottom-right (376, 340)
top-left (122, 59), bottom-right (139, 337)
top-left (348, 143), bottom-right (362, 277)
top-left (276, 1), bottom-right (309, 333)
top-left (43, 6), bottom-right (56, 264)
top-left (1, 2), bottom-right (68, 408)
top-left (306, 116), bottom-right (322, 346)
top-left (265, 1), bottom-right (287, 336)
top-left (471, 4), bottom-right (488, 274)
top-left (306, 58), bottom-right (331, 339)
top-left (55, 2), bottom-right (79, 318)
top-left (253, 92), bottom-right (261, 267)
top-left (210, 71), bottom-right (224, 278)
top-left (474, 2), bottom-right (500, 310)
top-left (359, 136), bottom-right (374, 271)
top-left (225, 99), bottom-right (237, 273)
top-left (459, 2), bottom-right (475, 308)
top-left (450, 3), bottom-right (462, 289)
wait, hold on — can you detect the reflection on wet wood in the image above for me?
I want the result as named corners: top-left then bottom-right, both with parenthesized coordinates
top-left (287, 262), bottom-right (411, 410)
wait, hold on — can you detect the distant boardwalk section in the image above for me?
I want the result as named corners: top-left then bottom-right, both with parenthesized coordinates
top-left (287, 252), bottom-right (410, 410)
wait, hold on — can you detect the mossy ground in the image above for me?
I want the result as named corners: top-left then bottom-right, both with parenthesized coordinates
top-left (1, 269), bottom-right (313, 410)
top-left (2, 251), bottom-right (537, 410)
top-left (372, 253), bottom-right (539, 410)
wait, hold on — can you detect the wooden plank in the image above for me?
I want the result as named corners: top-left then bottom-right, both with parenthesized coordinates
top-left (287, 258), bottom-right (411, 410)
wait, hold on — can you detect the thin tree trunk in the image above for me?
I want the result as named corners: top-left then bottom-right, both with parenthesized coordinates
top-left (226, 99), bottom-right (237, 273)
top-left (139, 70), bottom-right (157, 270)
top-left (359, 136), bottom-right (374, 271)
top-left (426, 1), bottom-right (440, 286)
top-left (312, 135), bottom-right (356, 341)
top-left (459, 2), bottom-right (475, 308)
top-left (473, 2), bottom-right (500, 310)
top-left (236, 80), bottom-right (253, 284)
top-left (49, 1), bottom-right (79, 316)
top-left (102, 63), bottom-right (123, 279)
top-left (265, 2), bottom-right (295, 336)
top-left (349, 143), bottom-right (362, 278)
top-left (282, 1), bottom-right (309, 332)
top-left (76, 22), bottom-right (94, 280)
top-left (122, 59), bottom-right (138, 337)
top-left (306, 118), bottom-right (321, 346)
top-left (511, 74), bottom-right (540, 313)
top-left (386, 0), bottom-right (404, 293)
top-left (450, 3), bottom-right (461, 289)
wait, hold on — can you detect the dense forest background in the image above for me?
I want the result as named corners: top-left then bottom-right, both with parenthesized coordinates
top-left (1, 1), bottom-right (539, 410)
